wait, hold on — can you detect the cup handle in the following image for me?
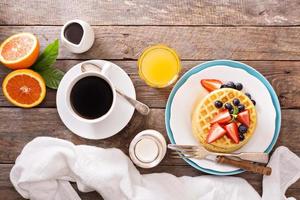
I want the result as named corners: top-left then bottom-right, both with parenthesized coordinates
top-left (81, 62), bottom-right (111, 76)
top-left (100, 62), bottom-right (111, 76)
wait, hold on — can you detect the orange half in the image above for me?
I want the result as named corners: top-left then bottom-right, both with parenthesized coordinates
top-left (2, 69), bottom-right (46, 108)
top-left (0, 33), bottom-right (39, 69)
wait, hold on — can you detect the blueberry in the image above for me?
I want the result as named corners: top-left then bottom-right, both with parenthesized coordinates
top-left (245, 93), bottom-right (252, 99)
top-left (214, 100), bottom-right (223, 108)
top-left (233, 98), bottom-right (240, 106)
top-left (224, 103), bottom-right (233, 110)
top-left (220, 84), bottom-right (226, 88)
top-left (229, 109), bottom-right (234, 114)
top-left (235, 83), bottom-right (243, 91)
top-left (239, 134), bottom-right (245, 141)
top-left (238, 104), bottom-right (245, 112)
top-left (251, 99), bottom-right (256, 106)
top-left (226, 81), bottom-right (236, 89)
top-left (238, 124), bottom-right (248, 134)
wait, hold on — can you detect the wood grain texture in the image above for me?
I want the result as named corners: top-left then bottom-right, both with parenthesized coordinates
top-left (1, 60), bottom-right (299, 108)
top-left (1, 1), bottom-right (300, 199)
top-left (0, 108), bottom-right (299, 163)
top-left (0, 26), bottom-right (300, 60)
top-left (0, 0), bottom-right (300, 26)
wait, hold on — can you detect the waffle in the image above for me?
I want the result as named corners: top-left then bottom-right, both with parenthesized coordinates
top-left (192, 88), bottom-right (257, 153)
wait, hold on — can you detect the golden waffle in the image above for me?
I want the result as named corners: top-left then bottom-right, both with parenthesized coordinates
top-left (192, 88), bottom-right (257, 153)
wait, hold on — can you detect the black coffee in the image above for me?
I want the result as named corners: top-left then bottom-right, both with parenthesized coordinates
top-left (64, 22), bottom-right (83, 44)
top-left (70, 76), bottom-right (113, 119)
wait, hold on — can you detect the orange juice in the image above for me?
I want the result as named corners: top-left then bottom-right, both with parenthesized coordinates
top-left (138, 45), bottom-right (181, 88)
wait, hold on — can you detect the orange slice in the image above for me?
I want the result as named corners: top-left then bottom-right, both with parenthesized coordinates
top-left (0, 33), bottom-right (39, 69)
top-left (2, 69), bottom-right (46, 108)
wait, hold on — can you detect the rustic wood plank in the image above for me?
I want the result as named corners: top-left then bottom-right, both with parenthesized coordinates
top-left (1, 0), bottom-right (300, 26)
top-left (0, 26), bottom-right (299, 60)
top-left (1, 163), bottom-right (300, 199)
top-left (0, 108), bottom-right (299, 163)
top-left (0, 60), bottom-right (299, 108)
top-left (0, 1), bottom-right (299, 200)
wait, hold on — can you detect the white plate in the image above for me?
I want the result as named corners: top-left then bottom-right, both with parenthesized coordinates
top-left (166, 60), bottom-right (281, 175)
top-left (57, 60), bottom-right (136, 139)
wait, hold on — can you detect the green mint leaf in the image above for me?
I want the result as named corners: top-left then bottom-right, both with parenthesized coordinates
top-left (31, 39), bottom-right (64, 89)
top-left (32, 39), bottom-right (59, 71)
top-left (230, 107), bottom-right (239, 122)
top-left (38, 67), bottom-right (64, 89)
top-left (233, 107), bottom-right (239, 116)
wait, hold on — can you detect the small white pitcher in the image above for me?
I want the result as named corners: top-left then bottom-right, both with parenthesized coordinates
top-left (61, 19), bottom-right (95, 53)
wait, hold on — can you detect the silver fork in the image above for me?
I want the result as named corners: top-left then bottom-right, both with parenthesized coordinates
top-left (168, 144), bottom-right (269, 163)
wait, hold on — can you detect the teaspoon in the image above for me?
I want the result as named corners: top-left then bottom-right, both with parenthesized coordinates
top-left (81, 62), bottom-right (150, 115)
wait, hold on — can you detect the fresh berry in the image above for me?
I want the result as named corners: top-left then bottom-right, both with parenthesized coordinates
top-left (238, 104), bottom-right (245, 112)
top-left (239, 134), bottom-right (245, 141)
top-left (245, 93), bottom-right (251, 99)
top-left (224, 123), bottom-right (239, 144)
top-left (229, 109), bottom-right (234, 114)
top-left (237, 110), bottom-right (250, 127)
top-left (200, 79), bottom-right (223, 92)
top-left (238, 124), bottom-right (248, 134)
top-left (224, 103), bottom-right (233, 110)
top-left (226, 81), bottom-right (236, 89)
top-left (251, 99), bottom-right (256, 106)
top-left (210, 110), bottom-right (232, 124)
top-left (235, 83), bottom-right (243, 91)
top-left (233, 98), bottom-right (240, 106)
top-left (220, 84), bottom-right (226, 88)
top-left (214, 100), bottom-right (223, 108)
top-left (206, 123), bottom-right (227, 143)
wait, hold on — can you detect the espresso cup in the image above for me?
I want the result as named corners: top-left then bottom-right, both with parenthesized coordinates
top-left (65, 62), bottom-right (116, 124)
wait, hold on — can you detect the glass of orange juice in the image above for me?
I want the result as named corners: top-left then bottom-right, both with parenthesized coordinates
top-left (138, 45), bottom-right (181, 88)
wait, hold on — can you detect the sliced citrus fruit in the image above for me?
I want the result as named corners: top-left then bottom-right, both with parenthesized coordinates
top-left (2, 69), bottom-right (46, 108)
top-left (0, 33), bottom-right (40, 69)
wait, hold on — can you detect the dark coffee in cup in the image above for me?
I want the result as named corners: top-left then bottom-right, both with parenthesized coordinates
top-left (70, 76), bottom-right (113, 119)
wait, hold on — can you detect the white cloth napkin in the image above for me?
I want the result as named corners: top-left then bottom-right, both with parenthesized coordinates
top-left (10, 137), bottom-right (300, 200)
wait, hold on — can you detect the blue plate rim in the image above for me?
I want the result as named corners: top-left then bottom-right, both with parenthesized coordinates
top-left (165, 59), bottom-right (281, 175)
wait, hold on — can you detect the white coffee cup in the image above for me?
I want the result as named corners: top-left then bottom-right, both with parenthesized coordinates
top-left (65, 62), bottom-right (116, 124)
top-left (61, 19), bottom-right (95, 53)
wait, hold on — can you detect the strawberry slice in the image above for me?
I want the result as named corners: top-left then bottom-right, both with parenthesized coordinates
top-left (200, 79), bottom-right (223, 92)
top-left (206, 123), bottom-right (227, 143)
top-left (210, 110), bottom-right (232, 124)
top-left (224, 122), bottom-right (240, 144)
top-left (237, 110), bottom-right (250, 127)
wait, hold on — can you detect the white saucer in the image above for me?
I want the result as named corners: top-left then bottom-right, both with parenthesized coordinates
top-left (57, 60), bottom-right (136, 139)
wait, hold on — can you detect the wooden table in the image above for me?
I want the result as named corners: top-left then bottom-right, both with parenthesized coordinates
top-left (0, 1), bottom-right (300, 199)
